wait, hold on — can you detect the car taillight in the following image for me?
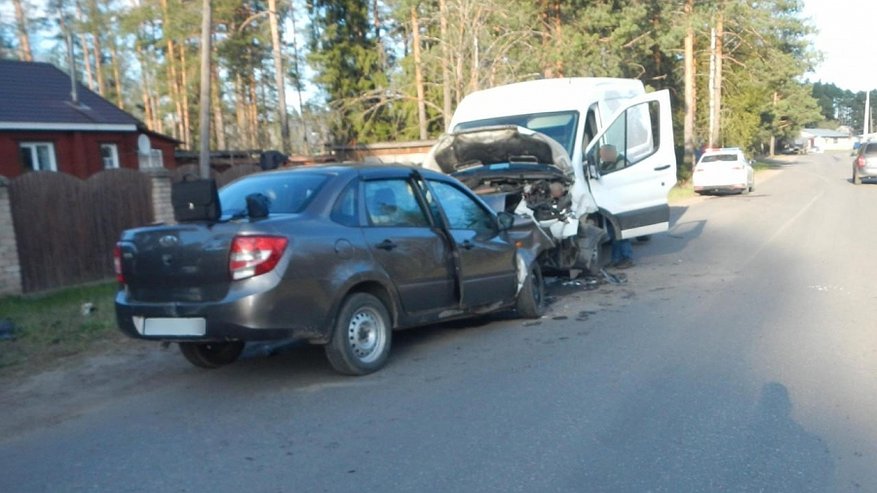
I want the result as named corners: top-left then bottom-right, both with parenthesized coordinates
top-left (229, 236), bottom-right (288, 280)
top-left (113, 243), bottom-right (124, 283)
top-left (857, 155), bottom-right (866, 168)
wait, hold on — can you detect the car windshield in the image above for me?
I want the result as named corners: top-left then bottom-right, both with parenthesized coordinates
top-left (701, 154), bottom-right (739, 163)
top-left (454, 111), bottom-right (579, 157)
top-left (219, 173), bottom-right (329, 215)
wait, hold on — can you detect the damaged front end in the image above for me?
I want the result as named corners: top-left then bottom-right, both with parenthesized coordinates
top-left (424, 126), bottom-right (608, 273)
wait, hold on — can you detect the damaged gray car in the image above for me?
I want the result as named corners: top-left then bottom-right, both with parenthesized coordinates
top-left (114, 164), bottom-right (550, 375)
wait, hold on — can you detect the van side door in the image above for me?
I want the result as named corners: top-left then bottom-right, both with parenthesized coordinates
top-left (583, 90), bottom-right (677, 239)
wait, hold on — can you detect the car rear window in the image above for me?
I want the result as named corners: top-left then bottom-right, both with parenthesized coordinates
top-left (700, 154), bottom-right (739, 163)
top-left (219, 173), bottom-right (329, 215)
top-left (864, 143), bottom-right (877, 154)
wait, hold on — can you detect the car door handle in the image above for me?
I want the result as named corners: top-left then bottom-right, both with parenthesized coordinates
top-left (376, 239), bottom-right (398, 251)
top-left (460, 240), bottom-right (475, 250)
top-left (654, 164), bottom-right (671, 171)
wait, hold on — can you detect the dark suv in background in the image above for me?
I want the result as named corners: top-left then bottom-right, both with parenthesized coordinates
top-left (852, 141), bottom-right (877, 184)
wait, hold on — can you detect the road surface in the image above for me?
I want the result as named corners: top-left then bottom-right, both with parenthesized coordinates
top-left (1, 152), bottom-right (874, 492)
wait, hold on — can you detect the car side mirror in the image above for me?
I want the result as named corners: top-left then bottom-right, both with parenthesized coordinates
top-left (497, 211), bottom-right (515, 231)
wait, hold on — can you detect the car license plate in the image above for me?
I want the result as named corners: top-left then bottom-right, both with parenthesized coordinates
top-left (133, 317), bottom-right (206, 336)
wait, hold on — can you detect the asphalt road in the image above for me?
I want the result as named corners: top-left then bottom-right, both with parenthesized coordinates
top-left (2, 152), bottom-right (876, 492)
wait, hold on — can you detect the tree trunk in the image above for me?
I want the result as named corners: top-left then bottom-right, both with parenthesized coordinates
top-left (234, 74), bottom-right (249, 149)
top-left (180, 45), bottom-right (192, 149)
top-left (411, 6), bottom-right (427, 140)
top-left (160, 0), bottom-right (183, 143)
top-left (78, 32), bottom-right (95, 91)
top-left (289, 7), bottom-right (310, 154)
top-left (469, 9), bottom-right (480, 94)
top-left (683, 0), bottom-right (696, 173)
top-left (268, 0), bottom-right (290, 152)
top-left (438, 0), bottom-right (452, 130)
top-left (12, 0), bottom-right (33, 61)
top-left (110, 40), bottom-right (124, 109)
top-left (541, 0), bottom-right (551, 78)
top-left (714, 14), bottom-right (723, 146)
top-left (249, 79), bottom-right (259, 148)
top-left (135, 42), bottom-right (156, 131)
top-left (770, 91), bottom-right (778, 156)
top-left (211, 60), bottom-right (226, 150)
top-left (553, 1), bottom-right (563, 77)
top-left (198, 0), bottom-right (212, 179)
top-left (93, 33), bottom-right (105, 96)
top-left (86, 0), bottom-right (106, 96)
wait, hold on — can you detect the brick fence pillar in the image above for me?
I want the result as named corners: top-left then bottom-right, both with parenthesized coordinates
top-left (0, 177), bottom-right (23, 296)
top-left (143, 168), bottom-right (175, 225)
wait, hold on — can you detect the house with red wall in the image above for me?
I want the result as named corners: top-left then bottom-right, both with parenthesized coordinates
top-left (0, 59), bottom-right (178, 179)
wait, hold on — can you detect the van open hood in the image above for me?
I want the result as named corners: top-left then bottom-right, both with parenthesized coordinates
top-left (422, 126), bottom-right (574, 177)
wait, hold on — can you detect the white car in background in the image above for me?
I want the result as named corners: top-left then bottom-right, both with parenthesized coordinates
top-left (693, 148), bottom-right (755, 195)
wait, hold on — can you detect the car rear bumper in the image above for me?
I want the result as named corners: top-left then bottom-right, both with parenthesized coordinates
top-left (855, 166), bottom-right (877, 178)
top-left (115, 277), bottom-right (334, 343)
top-left (693, 183), bottom-right (748, 192)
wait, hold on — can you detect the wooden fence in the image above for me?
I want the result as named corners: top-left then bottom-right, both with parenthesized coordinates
top-left (8, 169), bottom-right (152, 293)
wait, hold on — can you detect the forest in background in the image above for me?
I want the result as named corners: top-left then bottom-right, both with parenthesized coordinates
top-left (2, 0), bottom-right (874, 169)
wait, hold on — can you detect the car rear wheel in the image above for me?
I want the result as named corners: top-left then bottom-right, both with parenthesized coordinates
top-left (179, 341), bottom-right (245, 369)
top-left (325, 293), bottom-right (392, 376)
top-left (516, 262), bottom-right (545, 319)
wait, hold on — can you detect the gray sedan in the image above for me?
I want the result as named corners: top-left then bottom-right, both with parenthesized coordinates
top-left (115, 164), bottom-right (549, 375)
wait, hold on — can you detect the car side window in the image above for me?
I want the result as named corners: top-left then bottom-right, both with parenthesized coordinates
top-left (428, 180), bottom-right (496, 236)
top-left (363, 179), bottom-right (430, 227)
top-left (330, 181), bottom-right (359, 227)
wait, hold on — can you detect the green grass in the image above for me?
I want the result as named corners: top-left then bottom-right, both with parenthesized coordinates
top-left (669, 181), bottom-right (696, 203)
top-left (0, 282), bottom-right (122, 373)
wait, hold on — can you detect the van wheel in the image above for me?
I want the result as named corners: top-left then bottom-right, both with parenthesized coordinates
top-left (325, 293), bottom-right (392, 375)
top-left (516, 262), bottom-right (545, 319)
top-left (179, 341), bottom-right (244, 369)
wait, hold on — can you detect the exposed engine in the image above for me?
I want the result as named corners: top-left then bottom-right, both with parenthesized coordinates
top-left (523, 179), bottom-right (572, 221)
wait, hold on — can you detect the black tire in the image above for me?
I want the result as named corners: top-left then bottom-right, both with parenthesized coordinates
top-left (635, 235), bottom-right (651, 243)
top-left (516, 262), bottom-right (545, 319)
top-left (179, 341), bottom-right (245, 369)
top-left (853, 168), bottom-right (862, 185)
top-left (325, 293), bottom-right (392, 376)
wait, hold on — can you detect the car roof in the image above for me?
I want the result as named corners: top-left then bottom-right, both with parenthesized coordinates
top-left (235, 162), bottom-right (451, 181)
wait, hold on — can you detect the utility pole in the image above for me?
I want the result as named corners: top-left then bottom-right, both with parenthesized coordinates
top-left (198, 0), bottom-right (212, 179)
top-left (268, 0), bottom-right (290, 152)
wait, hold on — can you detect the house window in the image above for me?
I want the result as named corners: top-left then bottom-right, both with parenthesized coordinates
top-left (100, 143), bottom-right (120, 168)
top-left (19, 142), bottom-right (57, 172)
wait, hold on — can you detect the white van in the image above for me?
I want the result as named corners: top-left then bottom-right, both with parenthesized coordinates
top-left (424, 77), bottom-right (677, 273)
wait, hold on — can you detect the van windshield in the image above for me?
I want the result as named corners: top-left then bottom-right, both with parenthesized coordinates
top-left (454, 111), bottom-right (579, 157)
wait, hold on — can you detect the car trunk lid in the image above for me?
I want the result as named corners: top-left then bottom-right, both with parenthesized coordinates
top-left (117, 223), bottom-right (239, 303)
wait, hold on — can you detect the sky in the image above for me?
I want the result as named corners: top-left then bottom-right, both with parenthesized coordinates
top-left (803, 0), bottom-right (877, 92)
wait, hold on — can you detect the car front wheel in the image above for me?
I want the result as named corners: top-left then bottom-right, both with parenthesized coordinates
top-left (516, 262), bottom-right (545, 319)
top-left (325, 293), bottom-right (392, 376)
top-left (179, 341), bottom-right (245, 369)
